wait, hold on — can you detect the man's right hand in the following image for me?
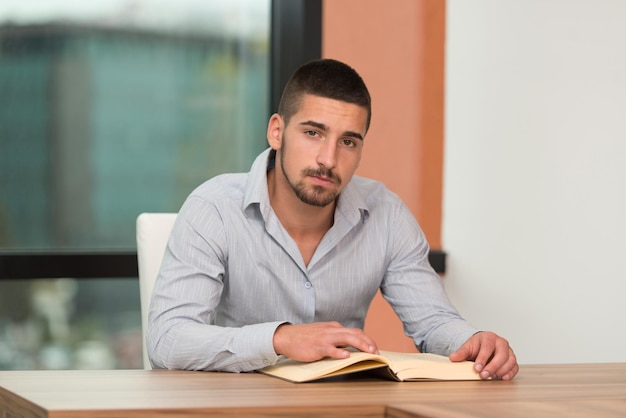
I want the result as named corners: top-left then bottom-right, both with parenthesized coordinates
top-left (272, 321), bottom-right (379, 362)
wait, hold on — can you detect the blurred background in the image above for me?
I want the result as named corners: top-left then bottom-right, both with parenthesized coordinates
top-left (0, 0), bottom-right (270, 370)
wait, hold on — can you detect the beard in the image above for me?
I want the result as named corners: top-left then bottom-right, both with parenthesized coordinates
top-left (279, 142), bottom-right (342, 208)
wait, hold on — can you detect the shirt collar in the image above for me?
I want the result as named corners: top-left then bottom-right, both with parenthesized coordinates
top-left (243, 148), bottom-right (273, 219)
top-left (335, 174), bottom-right (369, 225)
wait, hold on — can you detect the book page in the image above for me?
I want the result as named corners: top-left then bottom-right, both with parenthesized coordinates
top-left (379, 351), bottom-right (480, 381)
top-left (259, 352), bottom-right (389, 382)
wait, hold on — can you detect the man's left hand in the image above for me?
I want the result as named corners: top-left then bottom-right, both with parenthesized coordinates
top-left (449, 331), bottom-right (518, 381)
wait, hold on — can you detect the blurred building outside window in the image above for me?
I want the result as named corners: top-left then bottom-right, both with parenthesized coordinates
top-left (0, 0), bottom-right (270, 370)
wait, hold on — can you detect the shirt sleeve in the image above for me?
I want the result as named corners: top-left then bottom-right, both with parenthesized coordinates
top-left (146, 196), bottom-right (283, 372)
top-left (380, 200), bottom-right (479, 356)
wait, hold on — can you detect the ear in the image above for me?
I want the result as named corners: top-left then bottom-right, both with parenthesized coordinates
top-left (266, 113), bottom-right (284, 150)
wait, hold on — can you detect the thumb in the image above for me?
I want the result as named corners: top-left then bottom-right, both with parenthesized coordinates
top-left (449, 343), bottom-right (471, 363)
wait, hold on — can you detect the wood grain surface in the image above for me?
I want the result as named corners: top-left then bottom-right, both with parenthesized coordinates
top-left (1, 363), bottom-right (625, 417)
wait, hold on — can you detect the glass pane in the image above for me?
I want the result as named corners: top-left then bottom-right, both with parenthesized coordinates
top-left (0, 0), bottom-right (270, 370)
top-left (0, 278), bottom-right (141, 369)
top-left (0, 0), bottom-right (270, 250)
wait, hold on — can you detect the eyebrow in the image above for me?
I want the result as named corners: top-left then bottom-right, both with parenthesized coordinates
top-left (299, 120), bottom-right (364, 141)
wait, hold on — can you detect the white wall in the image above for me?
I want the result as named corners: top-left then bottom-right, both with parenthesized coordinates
top-left (443, 0), bottom-right (626, 364)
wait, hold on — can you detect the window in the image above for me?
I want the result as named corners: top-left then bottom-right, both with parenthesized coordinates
top-left (0, 0), bottom-right (270, 250)
top-left (0, 0), bottom-right (271, 370)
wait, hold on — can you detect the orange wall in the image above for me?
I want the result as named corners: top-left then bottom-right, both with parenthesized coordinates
top-left (322, 0), bottom-right (446, 352)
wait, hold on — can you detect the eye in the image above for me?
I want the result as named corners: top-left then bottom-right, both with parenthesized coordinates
top-left (340, 138), bottom-right (356, 148)
top-left (304, 130), bottom-right (319, 137)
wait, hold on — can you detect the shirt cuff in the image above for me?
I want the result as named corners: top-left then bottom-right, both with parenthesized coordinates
top-left (230, 321), bottom-right (288, 370)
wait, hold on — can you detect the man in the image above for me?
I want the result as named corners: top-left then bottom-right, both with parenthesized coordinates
top-left (147, 59), bottom-right (518, 380)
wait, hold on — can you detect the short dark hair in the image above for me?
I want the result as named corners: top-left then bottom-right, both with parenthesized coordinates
top-left (278, 59), bottom-right (372, 132)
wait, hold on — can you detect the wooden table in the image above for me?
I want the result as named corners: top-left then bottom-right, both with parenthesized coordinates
top-left (1, 363), bottom-right (625, 417)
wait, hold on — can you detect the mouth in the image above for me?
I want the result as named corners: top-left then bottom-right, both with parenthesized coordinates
top-left (304, 169), bottom-right (341, 186)
top-left (310, 174), bottom-right (335, 185)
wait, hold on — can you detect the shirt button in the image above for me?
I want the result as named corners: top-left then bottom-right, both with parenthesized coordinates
top-left (304, 281), bottom-right (312, 289)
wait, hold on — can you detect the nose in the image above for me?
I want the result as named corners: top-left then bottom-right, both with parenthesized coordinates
top-left (316, 139), bottom-right (337, 169)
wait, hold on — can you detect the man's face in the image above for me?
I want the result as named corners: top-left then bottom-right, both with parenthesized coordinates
top-left (268, 94), bottom-right (368, 207)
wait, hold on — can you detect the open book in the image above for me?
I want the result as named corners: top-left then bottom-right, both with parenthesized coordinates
top-left (259, 350), bottom-right (480, 382)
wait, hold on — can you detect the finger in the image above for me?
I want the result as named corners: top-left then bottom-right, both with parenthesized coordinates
top-left (449, 342), bottom-right (472, 362)
top-left (329, 328), bottom-right (378, 355)
top-left (351, 330), bottom-right (379, 354)
top-left (324, 346), bottom-right (353, 359)
top-left (501, 362), bottom-right (520, 381)
top-left (473, 341), bottom-right (497, 377)
top-left (480, 340), bottom-right (511, 379)
top-left (492, 348), bottom-right (518, 380)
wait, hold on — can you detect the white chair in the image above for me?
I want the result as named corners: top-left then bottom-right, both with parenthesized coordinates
top-left (136, 213), bottom-right (177, 369)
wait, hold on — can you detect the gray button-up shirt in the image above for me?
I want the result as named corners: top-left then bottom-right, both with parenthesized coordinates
top-left (147, 148), bottom-right (477, 371)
